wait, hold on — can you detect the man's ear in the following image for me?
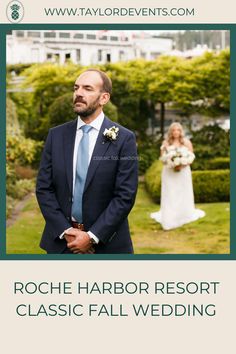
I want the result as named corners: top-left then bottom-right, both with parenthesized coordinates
top-left (100, 92), bottom-right (110, 106)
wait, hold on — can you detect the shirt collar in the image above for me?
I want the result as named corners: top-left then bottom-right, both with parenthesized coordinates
top-left (76, 111), bottom-right (105, 131)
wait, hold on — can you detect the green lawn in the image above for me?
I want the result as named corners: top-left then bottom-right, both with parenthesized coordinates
top-left (7, 196), bottom-right (45, 254)
top-left (130, 183), bottom-right (230, 254)
top-left (7, 183), bottom-right (230, 254)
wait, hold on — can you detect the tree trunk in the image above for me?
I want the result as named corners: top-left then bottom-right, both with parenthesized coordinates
top-left (160, 101), bottom-right (165, 139)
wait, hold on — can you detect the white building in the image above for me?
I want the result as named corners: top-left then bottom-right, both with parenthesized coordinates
top-left (6, 30), bottom-right (173, 65)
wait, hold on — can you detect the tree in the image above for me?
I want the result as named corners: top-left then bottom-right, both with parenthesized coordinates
top-left (148, 56), bottom-right (183, 138)
top-left (21, 63), bottom-right (83, 140)
top-left (173, 50), bottom-right (230, 119)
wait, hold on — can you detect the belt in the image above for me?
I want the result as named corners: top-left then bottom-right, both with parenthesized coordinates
top-left (71, 221), bottom-right (85, 231)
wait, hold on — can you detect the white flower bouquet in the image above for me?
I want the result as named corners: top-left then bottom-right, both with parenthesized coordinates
top-left (161, 146), bottom-right (195, 172)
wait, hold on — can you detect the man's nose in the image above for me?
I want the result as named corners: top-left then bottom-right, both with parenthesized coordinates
top-left (75, 87), bottom-right (83, 96)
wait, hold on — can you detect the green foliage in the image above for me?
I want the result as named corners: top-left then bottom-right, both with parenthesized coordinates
top-left (48, 92), bottom-right (76, 127)
top-left (7, 196), bottom-right (15, 219)
top-left (7, 178), bottom-right (35, 200)
top-left (7, 135), bottom-right (43, 166)
top-left (145, 160), bottom-right (162, 202)
top-left (148, 56), bottom-right (183, 103)
top-left (6, 97), bottom-right (21, 135)
top-left (7, 63), bottom-right (33, 75)
top-left (192, 124), bottom-right (230, 159)
top-left (192, 170), bottom-right (229, 202)
top-left (145, 160), bottom-right (229, 203)
top-left (9, 92), bottom-right (34, 134)
top-left (11, 51), bottom-right (230, 141)
top-left (173, 50), bottom-right (230, 116)
top-left (104, 60), bottom-right (151, 136)
top-left (192, 157), bottom-right (230, 171)
top-left (20, 63), bottom-right (83, 139)
top-left (138, 137), bottom-right (161, 175)
top-left (103, 101), bottom-right (118, 122)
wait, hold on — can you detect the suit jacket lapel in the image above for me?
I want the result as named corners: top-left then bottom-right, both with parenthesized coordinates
top-left (84, 117), bottom-right (113, 193)
top-left (63, 118), bottom-right (77, 194)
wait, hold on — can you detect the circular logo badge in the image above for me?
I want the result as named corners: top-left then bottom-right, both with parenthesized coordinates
top-left (6, 1), bottom-right (24, 23)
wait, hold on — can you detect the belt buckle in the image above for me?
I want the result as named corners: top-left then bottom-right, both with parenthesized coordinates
top-left (77, 223), bottom-right (84, 231)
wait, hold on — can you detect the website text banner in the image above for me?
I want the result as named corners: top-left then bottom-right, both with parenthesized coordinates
top-left (1, 0), bottom-right (236, 24)
top-left (0, 260), bottom-right (235, 353)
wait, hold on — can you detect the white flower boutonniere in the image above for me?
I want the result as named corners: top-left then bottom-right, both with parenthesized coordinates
top-left (103, 126), bottom-right (119, 141)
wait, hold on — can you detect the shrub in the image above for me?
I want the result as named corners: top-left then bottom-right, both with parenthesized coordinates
top-left (103, 101), bottom-right (118, 122)
top-left (7, 135), bottom-right (43, 166)
top-left (7, 179), bottom-right (35, 200)
top-left (7, 63), bottom-right (33, 76)
top-left (145, 160), bottom-right (229, 203)
top-left (48, 93), bottom-right (76, 127)
top-left (192, 170), bottom-right (229, 202)
top-left (192, 124), bottom-right (230, 159)
top-left (192, 157), bottom-right (230, 171)
top-left (6, 97), bottom-right (21, 135)
top-left (7, 195), bottom-right (15, 219)
top-left (138, 137), bottom-right (161, 175)
top-left (145, 160), bottom-right (162, 202)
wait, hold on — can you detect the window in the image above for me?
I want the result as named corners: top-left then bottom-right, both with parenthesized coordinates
top-left (59, 32), bottom-right (70, 38)
top-left (119, 51), bottom-right (125, 61)
top-left (87, 34), bottom-right (96, 40)
top-left (110, 36), bottom-right (118, 41)
top-left (98, 49), bottom-right (102, 62)
top-left (15, 31), bottom-right (24, 37)
top-left (76, 49), bottom-right (81, 63)
top-left (74, 33), bottom-right (84, 39)
top-left (99, 36), bottom-right (108, 41)
top-left (27, 31), bottom-right (41, 38)
top-left (65, 53), bottom-right (71, 61)
top-left (44, 32), bottom-right (56, 38)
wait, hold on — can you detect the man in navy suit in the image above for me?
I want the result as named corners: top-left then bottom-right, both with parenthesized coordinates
top-left (36, 69), bottom-right (138, 254)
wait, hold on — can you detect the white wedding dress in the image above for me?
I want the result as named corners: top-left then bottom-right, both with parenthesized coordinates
top-left (150, 153), bottom-right (205, 230)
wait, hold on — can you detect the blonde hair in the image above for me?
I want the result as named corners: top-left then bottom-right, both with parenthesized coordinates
top-left (167, 122), bottom-right (185, 145)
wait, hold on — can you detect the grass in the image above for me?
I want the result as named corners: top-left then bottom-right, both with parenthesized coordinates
top-left (6, 183), bottom-right (230, 254)
top-left (7, 195), bottom-right (45, 254)
top-left (130, 183), bottom-right (230, 254)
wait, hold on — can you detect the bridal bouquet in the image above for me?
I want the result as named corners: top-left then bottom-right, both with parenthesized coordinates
top-left (161, 146), bottom-right (195, 172)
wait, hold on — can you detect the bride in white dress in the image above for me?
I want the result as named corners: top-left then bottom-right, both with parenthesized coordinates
top-left (150, 122), bottom-right (205, 230)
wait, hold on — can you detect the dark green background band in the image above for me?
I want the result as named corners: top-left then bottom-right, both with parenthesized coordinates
top-left (0, 23), bottom-right (235, 260)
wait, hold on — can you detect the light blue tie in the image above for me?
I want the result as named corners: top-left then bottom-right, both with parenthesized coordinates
top-left (72, 125), bottom-right (93, 222)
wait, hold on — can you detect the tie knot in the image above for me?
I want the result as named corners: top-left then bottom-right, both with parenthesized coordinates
top-left (81, 125), bottom-right (92, 134)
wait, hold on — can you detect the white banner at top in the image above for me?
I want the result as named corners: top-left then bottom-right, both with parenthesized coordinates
top-left (0, 0), bottom-right (236, 24)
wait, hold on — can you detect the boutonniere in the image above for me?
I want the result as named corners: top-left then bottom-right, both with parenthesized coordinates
top-left (103, 126), bottom-right (119, 142)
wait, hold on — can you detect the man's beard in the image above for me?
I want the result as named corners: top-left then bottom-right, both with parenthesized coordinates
top-left (73, 95), bottom-right (101, 117)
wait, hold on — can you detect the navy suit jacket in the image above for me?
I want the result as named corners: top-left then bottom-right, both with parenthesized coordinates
top-left (36, 116), bottom-right (138, 254)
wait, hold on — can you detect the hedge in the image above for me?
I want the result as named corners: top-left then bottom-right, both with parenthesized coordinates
top-left (192, 157), bottom-right (230, 171)
top-left (145, 160), bottom-right (162, 203)
top-left (145, 160), bottom-right (229, 203)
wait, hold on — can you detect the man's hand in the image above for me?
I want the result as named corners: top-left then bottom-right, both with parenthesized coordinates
top-left (64, 234), bottom-right (76, 244)
top-left (65, 228), bottom-right (95, 254)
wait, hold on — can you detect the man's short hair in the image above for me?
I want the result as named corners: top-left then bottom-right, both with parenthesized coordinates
top-left (83, 68), bottom-right (112, 95)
